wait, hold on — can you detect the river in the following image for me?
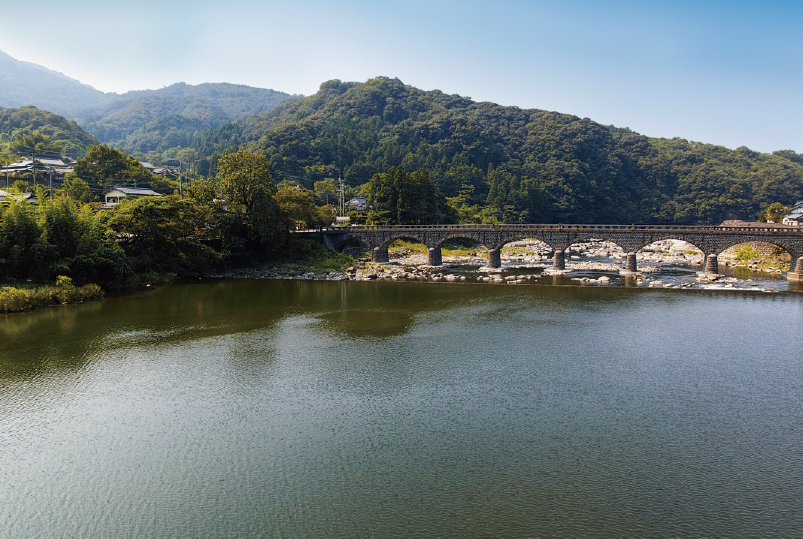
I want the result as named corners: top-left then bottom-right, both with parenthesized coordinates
top-left (1, 279), bottom-right (802, 537)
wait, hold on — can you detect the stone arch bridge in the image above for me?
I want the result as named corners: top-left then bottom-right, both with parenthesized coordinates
top-left (302, 224), bottom-right (803, 281)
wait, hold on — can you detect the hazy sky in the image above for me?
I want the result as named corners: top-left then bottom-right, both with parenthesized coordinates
top-left (1, 0), bottom-right (801, 153)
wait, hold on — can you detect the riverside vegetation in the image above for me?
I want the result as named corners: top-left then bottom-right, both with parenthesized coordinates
top-left (2, 141), bottom-right (798, 312)
top-left (0, 149), bottom-right (352, 313)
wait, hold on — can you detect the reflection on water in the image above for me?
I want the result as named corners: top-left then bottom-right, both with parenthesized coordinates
top-left (1, 280), bottom-right (802, 537)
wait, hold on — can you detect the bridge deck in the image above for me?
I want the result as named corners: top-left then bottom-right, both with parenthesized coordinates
top-left (313, 223), bottom-right (803, 235)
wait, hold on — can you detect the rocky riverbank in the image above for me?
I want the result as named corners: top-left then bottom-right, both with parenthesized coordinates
top-left (210, 238), bottom-right (790, 291)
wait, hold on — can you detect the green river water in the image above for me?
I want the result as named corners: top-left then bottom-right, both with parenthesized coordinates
top-left (1, 279), bottom-right (802, 537)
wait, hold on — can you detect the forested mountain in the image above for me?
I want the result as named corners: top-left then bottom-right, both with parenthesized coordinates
top-left (0, 50), bottom-right (113, 117)
top-left (191, 77), bottom-right (803, 225)
top-left (0, 106), bottom-right (100, 157)
top-left (4, 51), bottom-right (803, 225)
top-left (0, 50), bottom-right (297, 154)
top-left (80, 83), bottom-right (298, 152)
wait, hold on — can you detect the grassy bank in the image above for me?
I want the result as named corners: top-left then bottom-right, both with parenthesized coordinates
top-left (0, 277), bottom-right (105, 314)
top-left (286, 238), bottom-right (357, 272)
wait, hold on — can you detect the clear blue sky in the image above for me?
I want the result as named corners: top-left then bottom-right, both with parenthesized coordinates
top-left (1, 0), bottom-right (801, 153)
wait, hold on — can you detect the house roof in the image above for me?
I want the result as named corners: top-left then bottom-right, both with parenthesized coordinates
top-left (38, 158), bottom-right (66, 167)
top-left (5, 158), bottom-right (63, 167)
top-left (720, 220), bottom-right (789, 228)
top-left (0, 190), bottom-right (35, 200)
top-left (106, 187), bottom-right (162, 196)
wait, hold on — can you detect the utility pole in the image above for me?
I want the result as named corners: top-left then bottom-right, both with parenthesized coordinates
top-left (338, 175), bottom-right (345, 217)
top-left (49, 169), bottom-right (53, 201)
top-left (179, 161), bottom-right (183, 198)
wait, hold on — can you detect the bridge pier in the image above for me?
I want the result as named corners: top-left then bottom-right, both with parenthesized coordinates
top-left (620, 252), bottom-right (638, 274)
top-left (705, 254), bottom-right (719, 275)
top-left (487, 248), bottom-right (501, 269)
top-left (372, 247), bottom-right (389, 263)
top-left (787, 257), bottom-right (803, 282)
top-left (553, 250), bottom-right (565, 270)
top-left (428, 247), bottom-right (442, 266)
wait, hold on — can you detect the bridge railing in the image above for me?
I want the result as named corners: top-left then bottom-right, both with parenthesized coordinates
top-left (315, 223), bottom-right (803, 234)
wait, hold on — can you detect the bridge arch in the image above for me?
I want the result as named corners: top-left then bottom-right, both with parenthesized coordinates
top-left (332, 236), bottom-right (371, 252)
top-left (489, 235), bottom-right (557, 270)
top-left (436, 234), bottom-right (489, 250)
top-left (627, 234), bottom-right (703, 254)
top-left (714, 239), bottom-right (795, 272)
top-left (378, 234), bottom-right (428, 251)
top-left (714, 237), bottom-right (792, 257)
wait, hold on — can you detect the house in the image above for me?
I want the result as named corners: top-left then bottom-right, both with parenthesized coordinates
top-left (0, 159), bottom-right (72, 181)
top-left (1, 159), bottom-right (49, 175)
top-left (347, 197), bottom-right (367, 213)
top-left (103, 187), bottom-right (162, 209)
top-left (782, 201), bottom-right (803, 226)
top-left (139, 162), bottom-right (156, 172)
top-left (0, 190), bottom-right (37, 205)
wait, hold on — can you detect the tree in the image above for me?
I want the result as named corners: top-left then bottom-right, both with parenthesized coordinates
top-left (366, 166), bottom-right (453, 224)
top-left (0, 199), bottom-right (40, 281)
top-left (314, 178), bottom-right (339, 205)
top-left (275, 181), bottom-right (330, 230)
top-left (108, 195), bottom-right (217, 276)
top-left (8, 131), bottom-right (63, 157)
top-left (486, 167), bottom-right (551, 223)
top-left (73, 145), bottom-right (156, 189)
top-left (11, 180), bottom-right (30, 193)
top-left (60, 175), bottom-right (94, 203)
top-left (759, 202), bottom-right (791, 223)
top-left (0, 145), bottom-right (20, 167)
top-left (217, 150), bottom-right (288, 250)
top-left (447, 184), bottom-right (485, 224)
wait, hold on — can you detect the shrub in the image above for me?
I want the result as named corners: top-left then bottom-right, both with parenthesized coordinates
top-left (0, 281), bottom-right (105, 313)
top-left (735, 245), bottom-right (761, 262)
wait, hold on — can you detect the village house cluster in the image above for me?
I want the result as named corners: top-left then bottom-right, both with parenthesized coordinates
top-left (0, 158), bottom-right (167, 207)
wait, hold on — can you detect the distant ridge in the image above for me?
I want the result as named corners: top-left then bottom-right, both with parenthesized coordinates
top-left (0, 50), bottom-right (299, 152)
top-left (81, 82), bottom-right (299, 152)
top-left (0, 50), bottom-right (111, 117)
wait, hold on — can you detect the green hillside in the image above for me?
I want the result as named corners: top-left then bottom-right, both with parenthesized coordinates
top-left (0, 105), bottom-right (101, 157)
top-left (192, 77), bottom-right (803, 225)
top-left (0, 51), bottom-right (297, 154)
top-left (80, 83), bottom-right (298, 152)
